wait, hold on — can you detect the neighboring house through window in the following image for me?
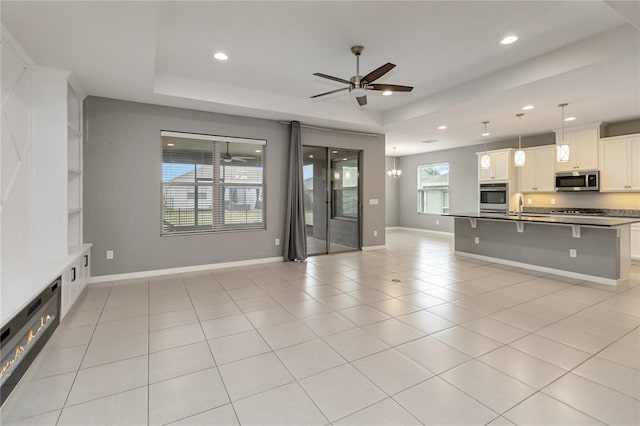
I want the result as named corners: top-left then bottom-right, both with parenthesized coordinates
top-left (161, 131), bottom-right (266, 235)
top-left (417, 163), bottom-right (450, 214)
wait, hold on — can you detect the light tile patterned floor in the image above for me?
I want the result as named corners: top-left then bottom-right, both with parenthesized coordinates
top-left (1, 229), bottom-right (639, 425)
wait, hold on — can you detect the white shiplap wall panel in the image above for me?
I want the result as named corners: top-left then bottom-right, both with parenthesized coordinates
top-left (1, 27), bottom-right (34, 273)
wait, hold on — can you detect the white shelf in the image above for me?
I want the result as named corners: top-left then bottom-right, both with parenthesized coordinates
top-left (67, 83), bottom-right (83, 252)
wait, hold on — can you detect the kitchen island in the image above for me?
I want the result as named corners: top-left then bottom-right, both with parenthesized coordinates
top-left (446, 212), bottom-right (639, 286)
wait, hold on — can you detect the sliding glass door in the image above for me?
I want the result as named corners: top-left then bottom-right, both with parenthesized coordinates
top-left (302, 146), bottom-right (360, 255)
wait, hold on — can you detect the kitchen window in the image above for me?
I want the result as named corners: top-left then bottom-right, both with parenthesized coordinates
top-left (417, 163), bottom-right (449, 214)
top-left (161, 131), bottom-right (266, 235)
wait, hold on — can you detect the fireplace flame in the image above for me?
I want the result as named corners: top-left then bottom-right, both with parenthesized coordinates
top-left (0, 314), bottom-right (53, 381)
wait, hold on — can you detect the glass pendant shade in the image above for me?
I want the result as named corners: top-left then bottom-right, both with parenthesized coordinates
top-left (557, 144), bottom-right (570, 162)
top-left (480, 121), bottom-right (491, 169)
top-left (557, 103), bottom-right (570, 162)
top-left (514, 113), bottom-right (525, 167)
top-left (480, 154), bottom-right (491, 169)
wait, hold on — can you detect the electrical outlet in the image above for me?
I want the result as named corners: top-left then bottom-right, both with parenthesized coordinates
top-left (106, 250), bottom-right (114, 260)
top-left (474, 237), bottom-right (480, 244)
top-left (275, 238), bottom-right (280, 246)
top-left (436, 220), bottom-right (440, 225)
top-left (374, 230), bottom-right (378, 237)
top-left (551, 198), bottom-right (556, 205)
top-left (527, 199), bottom-right (533, 205)
top-left (570, 249), bottom-right (577, 258)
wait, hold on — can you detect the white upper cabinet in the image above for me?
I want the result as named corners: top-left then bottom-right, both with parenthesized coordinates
top-left (517, 145), bottom-right (555, 193)
top-left (599, 134), bottom-right (640, 192)
top-left (554, 124), bottom-right (602, 172)
top-left (478, 149), bottom-right (513, 182)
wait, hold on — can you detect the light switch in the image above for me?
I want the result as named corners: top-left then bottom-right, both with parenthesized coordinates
top-left (369, 199), bottom-right (379, 205)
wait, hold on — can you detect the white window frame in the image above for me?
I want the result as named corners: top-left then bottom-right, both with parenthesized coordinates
top-left (417, 163), bottom-right (450, 215)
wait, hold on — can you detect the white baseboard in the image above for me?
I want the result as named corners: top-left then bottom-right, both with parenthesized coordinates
top-left (388, 227), bottom-right (454, 238)
top-left (89, 256), bottom-right (283, 284)
top-left (362, 245), bottom-right (386, 251)
top-left (454, 251), bottom-right (624, 287)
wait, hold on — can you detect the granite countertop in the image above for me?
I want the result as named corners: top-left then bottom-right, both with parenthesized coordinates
top-left (445, 212), bottom-right (640, 227)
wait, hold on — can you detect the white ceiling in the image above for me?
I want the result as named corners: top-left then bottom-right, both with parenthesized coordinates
top-left (2, 1), bottom-right (639, 156)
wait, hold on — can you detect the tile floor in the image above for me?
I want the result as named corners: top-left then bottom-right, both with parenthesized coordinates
top-left (1, 229), bottom-right (639, 425)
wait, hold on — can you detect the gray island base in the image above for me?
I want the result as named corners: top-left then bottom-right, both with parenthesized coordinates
top-left (448, 213), bottom-right (637, 286)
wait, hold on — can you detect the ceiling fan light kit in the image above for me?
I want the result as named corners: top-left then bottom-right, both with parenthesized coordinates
top-left (311, 45), bottom-right (413, 106)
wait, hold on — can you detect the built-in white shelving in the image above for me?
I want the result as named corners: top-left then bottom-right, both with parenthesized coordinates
top-left (67, 84), bottom-right (83, 251)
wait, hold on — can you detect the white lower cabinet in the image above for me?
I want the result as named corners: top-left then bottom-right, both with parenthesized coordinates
top-left (61, 246), bottom-right (91, 318)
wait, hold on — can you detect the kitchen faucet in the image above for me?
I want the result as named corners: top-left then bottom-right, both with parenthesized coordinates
top-left (518, 195), bottom-right (523, 219)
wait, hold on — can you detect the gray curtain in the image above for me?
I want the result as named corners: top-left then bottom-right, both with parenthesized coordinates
top-left (283, 121), bottom-right (307, 261)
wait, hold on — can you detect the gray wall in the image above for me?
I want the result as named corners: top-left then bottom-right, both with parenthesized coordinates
top-left (301, 127), bottom-right (386, 248)
top-left (603, 118), bottom-right (640, 138)
top-left (454, 218), bottom-right (620, 279)
top-left (84, 97), bottom-right (385, 276)
top-left (393, 134), bottom-right (554, 233)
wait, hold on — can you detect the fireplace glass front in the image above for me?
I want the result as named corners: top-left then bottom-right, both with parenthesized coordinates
top-left (0, 278), bottom-right (60, 406)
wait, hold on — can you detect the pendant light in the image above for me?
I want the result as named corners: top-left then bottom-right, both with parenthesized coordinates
top-left (387, 147), bottom-right (402, 178)
top-left (514, 113), bottom-right (526, 167)
top-left (480, 121), bottom-right (491, 169)
top-left (557, 103), bottom-right (570, 162)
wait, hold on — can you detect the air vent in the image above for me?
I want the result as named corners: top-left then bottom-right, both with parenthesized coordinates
top-left (421, 139), bottom-right (438, 144)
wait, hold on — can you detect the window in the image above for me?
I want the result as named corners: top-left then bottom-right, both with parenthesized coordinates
top-left (332, 157), bottom-right (358, 219)
top-left (417, 163), bottom-right (449, 214)
top-left (161, 131), bottom-right (266, 235)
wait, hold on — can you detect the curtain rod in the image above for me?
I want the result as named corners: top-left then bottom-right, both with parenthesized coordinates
top-left (280, 121), bottom-right (382, 138)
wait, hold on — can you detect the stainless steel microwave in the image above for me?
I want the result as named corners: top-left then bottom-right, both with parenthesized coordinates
top-left (480, 183), bottom-right (509, 213)
top-left (555, 170), bottom-right (599, 192)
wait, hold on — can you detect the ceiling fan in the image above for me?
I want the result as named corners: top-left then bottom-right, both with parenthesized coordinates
top-left (221, 142), bottom-right (254, 163)
top-left (311, 45), bottom-right (413, 106)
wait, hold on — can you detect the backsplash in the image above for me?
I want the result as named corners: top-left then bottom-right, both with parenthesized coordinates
top-left (524, 206), bottom-right (640, 218)
top-left (521, 192), bottom-right (640, 210)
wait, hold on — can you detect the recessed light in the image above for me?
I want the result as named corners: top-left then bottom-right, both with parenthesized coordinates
top-left (481, 132), bottom-right (490, 137)
top-left (437, 125), bottom-right (447, 130)
top-left (343, 158), bottom-right (348, 161)
top-left (564, 116), bottom-right (577, 122)
top-left (382, 90), bottom-right (392, 96)
top-left (213, 52), bottom-right (228, 61)
top-left (166, 143), bottom-right (175, 147)
top-left (500, 35), bottom-right (518, 45)
top-left (332, 150), bottom-right (338, 154)
top-left (522, 105), bottom-right (535, 111)
top-left (255, 149), bottom-right (261, 153)
top-left (308, 154), bottom-right (314, 158)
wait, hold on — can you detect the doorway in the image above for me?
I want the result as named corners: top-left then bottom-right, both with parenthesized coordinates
top-left (303, 146), bottom-right (361, 255)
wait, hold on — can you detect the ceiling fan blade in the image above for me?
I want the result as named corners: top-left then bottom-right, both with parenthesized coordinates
top-left (356, 95), bottom-right (367, 106)
top-left (310, 87), bottom-right (349, 99)
top-left (362, 63), bottom-right (396, 84)
top-left (231, 157), bottom-right (248, 162)
top-left (368, 84), bottom-right (413, 92)
top-left (313, 73), bottom-right (353, 86)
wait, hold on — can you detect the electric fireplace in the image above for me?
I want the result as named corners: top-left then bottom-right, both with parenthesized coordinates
top-left (0, 278), bottom-right (61, 406)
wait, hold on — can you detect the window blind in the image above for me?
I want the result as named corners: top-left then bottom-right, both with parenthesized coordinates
top-left (161, 132), bottom-right (266, 235)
